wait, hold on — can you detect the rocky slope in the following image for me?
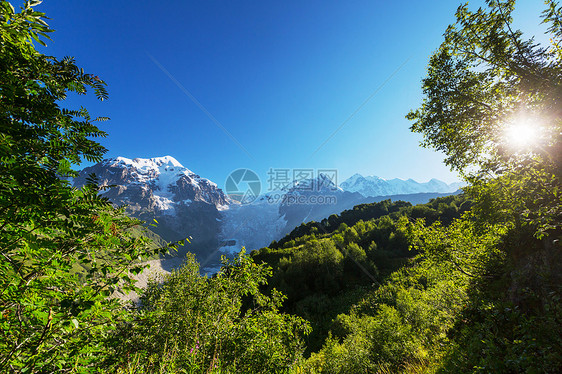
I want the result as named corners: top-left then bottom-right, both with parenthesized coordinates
top-left (74, 156), bottom-right (228, 266)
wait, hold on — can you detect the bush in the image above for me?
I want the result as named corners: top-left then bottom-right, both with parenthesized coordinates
top-left (111, 252), bottom-right (311, 373)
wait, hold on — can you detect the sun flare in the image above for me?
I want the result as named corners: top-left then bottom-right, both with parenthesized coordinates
top-left (504, 117), bottom-right (540, 147)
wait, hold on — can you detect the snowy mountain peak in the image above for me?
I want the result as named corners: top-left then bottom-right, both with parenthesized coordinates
top-left (289, 172), bottom-right (343, 193)
top-left (106, 156), bottom-right (191, 175)
top-left (150, 155), bottom-right (183, 167)
top-left (345, 173), bottom-right (366, 185)
top-left (365, 175), bottom-right (385, 182)
top-left (340, 173), bottom-right (462, 197)
top-left (75, 156), bottom-right (229, 213)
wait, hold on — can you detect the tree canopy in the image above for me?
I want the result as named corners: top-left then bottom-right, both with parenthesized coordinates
top-left (407, 0), bottom-right (562, 238)
top-left (0, 2), bottom-right (169, 371)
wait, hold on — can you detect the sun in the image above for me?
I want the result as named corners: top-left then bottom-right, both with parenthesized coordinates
top-left (504, 116), bottom-right (540, 148)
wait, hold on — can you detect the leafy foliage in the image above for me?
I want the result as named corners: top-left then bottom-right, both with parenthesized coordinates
top-left (0, 2), bottom-right (169, 371)
top-left (252, 2), bottom-right (562, 372)
top-left (252, 196), bottom-right (467, 353)
top-left (407, 0), bottom-right (562, 238)
top-left (402, 2), bottom-right (562, 366)
top-left (109, 252), bottom-right (311, 373)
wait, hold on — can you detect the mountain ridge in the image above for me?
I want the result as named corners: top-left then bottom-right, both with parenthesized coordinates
top-left (73, 156), bottom-right (463, 272)
top-left (340, 173), bottom-right (463, 197)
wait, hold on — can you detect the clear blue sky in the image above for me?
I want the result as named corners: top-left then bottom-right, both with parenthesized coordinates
top-left (35, 0), bottom-right (546, 185)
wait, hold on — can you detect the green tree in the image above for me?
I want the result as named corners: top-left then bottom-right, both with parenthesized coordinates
top-left (113, 252), bottom-right (311, 373)
top-left (406, 2), bottom-right (562, 371)
top-left (0, 2), bottom-right (167, 371)
top-left (407, 0), bottom-right (562, 238)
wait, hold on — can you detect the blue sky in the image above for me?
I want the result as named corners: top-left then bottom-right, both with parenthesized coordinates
top-left (36, 0), bottom-right (547, 186)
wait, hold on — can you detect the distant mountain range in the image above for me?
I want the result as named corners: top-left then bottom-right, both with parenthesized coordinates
top-left (340, 173), bottom-right (463, 197)
top-left (74, 156), bottom-right (463, 272)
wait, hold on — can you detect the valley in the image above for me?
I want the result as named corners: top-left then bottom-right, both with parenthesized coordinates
top-left (74, 156), bottom-right (462, 273)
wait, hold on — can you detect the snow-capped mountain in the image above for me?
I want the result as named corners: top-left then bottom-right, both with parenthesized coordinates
top-left (74, 156), bottom-right (228, 268)
top-left (74, 156), bottom-right (463, 274)
top-left (277, 173), bottom-right (462, 234)
top-left (75, 156), bottom-right (229, 213)
top-left (219, 173), bottom-right (350, 256)
top-left (340, 173), bottom-right (463, 197)
top-left (288, 172), bottom-right (344, 193)
top-left (278, 173), bottom-right (363, 233)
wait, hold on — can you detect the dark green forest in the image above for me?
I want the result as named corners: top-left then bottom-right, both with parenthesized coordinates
top-left (1, 0), bottom-right (561, 373)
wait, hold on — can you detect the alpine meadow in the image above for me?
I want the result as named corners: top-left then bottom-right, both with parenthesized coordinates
top-left (1, 0), bottom-right (561, 373)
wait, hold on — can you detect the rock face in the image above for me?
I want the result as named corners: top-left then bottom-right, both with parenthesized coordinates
top-left (74, 156), bottom-right (228, 211)
top-left (74, 156), bottom-right (228, 261)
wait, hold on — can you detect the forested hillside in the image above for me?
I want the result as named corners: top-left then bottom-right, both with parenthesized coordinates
top-left (251, 195), bottom-right (469, 353)
top-left (1, 0), bottom-right (560, 373)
